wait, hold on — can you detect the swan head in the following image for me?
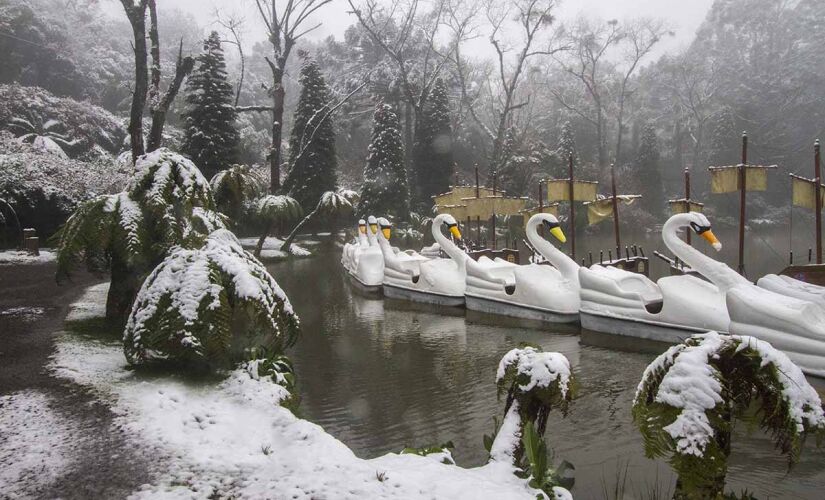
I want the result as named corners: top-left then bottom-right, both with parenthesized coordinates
top-left (367, 215), bottom-right (378, 235)
top-left (535, 213), bottom-right (566, 243)
top-left (358, 219), bottom-right (367, 234)
top-left (685, 212), bottom-right (722, 251)
top-left (376, 217), bottom-right (392, 240)
top-left (437, 213), bottom-right (462, 239)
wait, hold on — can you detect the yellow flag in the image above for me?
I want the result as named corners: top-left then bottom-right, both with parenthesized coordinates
top-left (585, 196), bottom-right (641, 225)
top-left (668, 199), bottom-right (704, 214)
top-left (710, 166), bottom-right (771, 193)
top-left (791, 175), bottom-right (825, 211)
top-left (545, 180), bottom-right (598, 202)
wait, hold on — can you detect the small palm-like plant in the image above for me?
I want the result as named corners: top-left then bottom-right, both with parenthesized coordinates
top-left (124, 229), bottom-right (299, 369)
top-left (487, 345), bottom-right (575, 498)
top-left (56, 149), bottom-right (220, 322)
top-left (7, 110), bottom-right (80, 157)
top-left (279, 189), bottom-right (356, 252)
top-left (253, 195), bottom-right (303, 258)
top-left (210, 164), bottom-right (266, 221)
top-left (633, 331), bottom-right (825, 498)
top-left (0, 197), bottom-right (21, 242)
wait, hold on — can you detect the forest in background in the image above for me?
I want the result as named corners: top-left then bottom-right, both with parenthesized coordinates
top-left (1, 0), bottom-right (824, 235)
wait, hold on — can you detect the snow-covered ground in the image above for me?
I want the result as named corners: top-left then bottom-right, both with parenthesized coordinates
top-left (0, 248), bottom-right (56, 265)
top-left (0, 390), bottom-right (78, 497)
top-left (238, 237), bottom-right (312, 260)
top-left (48, 283), bottom-right (551, 499)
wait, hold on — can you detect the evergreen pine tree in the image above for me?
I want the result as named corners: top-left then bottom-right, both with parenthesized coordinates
top-left (181, 31), bottom-right (240, 180)
top-left (358, 103), bottom-right (409, 220)
top-left (412, 78), bottom-right (453, 208)
top-left (556, 121), bottom-right (579, 166)
top-left (637, 123), bottom-right (664, 215)
top-left (706, 106), bottom-right (738, 167)
top-left (283, 58), bottom-right (338, 212)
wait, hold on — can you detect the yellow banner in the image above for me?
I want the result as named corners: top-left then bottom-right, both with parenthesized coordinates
top-left (791, 175), bottom-right (825, 211)
top-left (585, 195), bottom-right (641, 225)
top-left (545, 179), bottom-right (598, 202)
top-left (435, 196), bottom-right (529, 220)
top-left (709, 166), bottom-right (771, 193)
top-left (432, 186), bottom-right (497, 206)
top-left (668, 199), bottom-right (704, 214)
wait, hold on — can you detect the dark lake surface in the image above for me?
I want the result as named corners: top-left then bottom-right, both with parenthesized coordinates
top-left (270, 230), bottom-right (825, 500)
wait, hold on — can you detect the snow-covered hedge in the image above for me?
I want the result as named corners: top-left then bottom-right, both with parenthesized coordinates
top-left (123, 229), bottom-right (300, 368)
top-left (633, 331), bottom-right (825, 497)
top-left (0, 84), bottom-right (126, 156)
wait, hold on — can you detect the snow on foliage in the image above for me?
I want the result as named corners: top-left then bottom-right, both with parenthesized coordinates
top-left (358, 103), bottom-right (410, 219)
top-left (0, 84), bottom-right (126, 155)
top-left (124, 229), bottom-right (299, 368)
top-left (496, 346), bottom-right (572, 396)
top-left (210, 164), bottom-right (266, 220)
top-left (634, 331), bottom-right (825, 496)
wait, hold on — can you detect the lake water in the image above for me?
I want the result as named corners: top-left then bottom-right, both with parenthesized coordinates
top-left (269, 233), bottom-right (825, 499)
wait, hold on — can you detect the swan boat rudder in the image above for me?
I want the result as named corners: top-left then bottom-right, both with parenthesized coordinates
top-left (377, 214), bottom-right (467, 307)
top-left (464, 213), bottom-right (580, 323)
top-left (579, 212), bottom-right (731, 343)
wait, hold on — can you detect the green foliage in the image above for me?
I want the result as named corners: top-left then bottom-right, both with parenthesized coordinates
top-left (412, 78), bottom-right (453, 207)
top-left (633, 333), bottom-right (825, 498)
top-left (636, 123), bottom-right (663, 216)
top-left (358, 103), bottom-right (410, 220)
top-left (284, 59), bottom-right (338, 212)
top-left (244, 348), bottom-right (299, 409)
top-left (400, 441), bottom-right (456, 465)
top-left (181, 31), bottom-right (240, 180)
top-left (517, 422), bottom-right (575, 494)
top-left (210, 164), bottom-right (266, 222)
top-left (124, 229), bottom-right (300, 369)
top-left (255, 195), bottom-right (304, 227)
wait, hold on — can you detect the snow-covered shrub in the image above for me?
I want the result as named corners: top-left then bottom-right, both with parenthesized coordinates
top-left (210, 164), bottom-right (266, 222)
top-left (0, 84), bottom-right (126, 155)
top-left (252, 195), bottom-right (303, 258)
top-left (56, 149), bottom-right (221, 322)
top-left (0, 131), bottom-right (130, 238)
top-left (123, 229), bottom-right (299, 369)
top-left (487, 345), bottom-right (575, 498)
top-left (279, 189), bottom-right (355, 252)
top-left (633, 331), bottom-right (825, 498)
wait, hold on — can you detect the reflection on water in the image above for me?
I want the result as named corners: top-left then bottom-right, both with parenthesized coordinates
top-left (268, 243), bottom-right (825, 499)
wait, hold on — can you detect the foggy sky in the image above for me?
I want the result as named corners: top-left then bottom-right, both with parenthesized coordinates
top-left (102, 0), bottom-right (714, 58)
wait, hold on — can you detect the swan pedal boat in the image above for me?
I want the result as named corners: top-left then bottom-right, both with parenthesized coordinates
top-left (578, 213), bottom-right (730, 343)
top-left (464, 213), bottom-right (580, 323)
top-left (342, 216), bottom-right (384, 294)
top-left (377, 214), bottom-right (467, 306)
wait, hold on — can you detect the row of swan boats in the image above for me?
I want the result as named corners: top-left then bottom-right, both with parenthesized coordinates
top-left (341, 212), bottom-right (825, 377)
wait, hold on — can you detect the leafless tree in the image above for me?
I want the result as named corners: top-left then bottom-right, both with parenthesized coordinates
top-left (214, 10), bottom-right (247, 107)
top-left (449, 0), bottom-right (564, 174)
top-left (251, 0), bottom-right (334, 193)
top-left (119, 0), bottom-right (149, 162)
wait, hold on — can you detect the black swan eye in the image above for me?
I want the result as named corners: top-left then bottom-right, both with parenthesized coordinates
top-left (690, 222), bottom-right (710, 234)
top-left (543, 220), bottom-right (559, 229)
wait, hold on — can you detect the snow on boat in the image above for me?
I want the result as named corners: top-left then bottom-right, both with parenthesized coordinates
top-left (377, 214), bottom-right (467, 307)
top-left (579, 212), bottom-right (730, 343)
top-left (464, 213), bottom-right (579, 323)
top-left (343, 216), bottom-right (384, 294)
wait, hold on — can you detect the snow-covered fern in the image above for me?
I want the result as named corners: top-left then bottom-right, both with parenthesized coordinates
top-left (124, 229), bottom-right (300, 368)
top-left (210, 164), bottom-right (266, 220)
top-left (633, 331), bottom-right (825, 497)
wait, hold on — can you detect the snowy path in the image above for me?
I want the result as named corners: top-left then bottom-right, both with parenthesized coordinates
top-left (46, 283), bottom-right (547, 499)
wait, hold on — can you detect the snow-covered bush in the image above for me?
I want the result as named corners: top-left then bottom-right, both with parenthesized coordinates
top-left (210, 164), bottom-right (266, 222)
top-left (252, 195), bottom-right (303, 258)
top-left (633, 331), bottom-right (825, 498)
top-left (56, 148), bottom-right (222, 322)
top-left (487, 345), bottom-right (575, 498)
top-left (280, 189), bottom-right (355, 252)
top-left (0, 131), bottom-right (130, 237)
top-left (123, 229), bottom-right (299, 369)
top-left (0, 84), bottom-right (126, 155)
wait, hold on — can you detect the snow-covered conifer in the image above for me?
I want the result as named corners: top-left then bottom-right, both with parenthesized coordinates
top-left (181, 31), bottom-right (240, 180)
top-left (283, 59), bottom-right (338, 212)
top-left (412, 78), bottom-right (453, 207)
top-left (636, 123), bottom-right (663, 215)
top-left (358, 103), bottom-right (409, 219)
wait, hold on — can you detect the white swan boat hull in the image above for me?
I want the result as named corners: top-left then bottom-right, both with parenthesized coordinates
top-left (383, 281), bottom-right (465, 306)
top-left (465, 294), bottom-right (578, 323)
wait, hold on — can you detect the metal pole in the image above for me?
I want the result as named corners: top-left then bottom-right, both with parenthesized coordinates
top-left (492, 171), bottom-right (497, 250)
top-left (738, 132), bottom-right (747, 275)
top-left (538, 181), bottom-right (544, 238)
top-left (815, 140), bottom-right (822, 264)
top-left (568, 153), bottom-right (576, 260)
top-left (610, 163), bottom-right (621, 251)
top-left (685, 167), bottom-right (691, 245)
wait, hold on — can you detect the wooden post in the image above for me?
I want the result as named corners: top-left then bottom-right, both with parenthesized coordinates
top-left (491, 171), bottom-right (497, 250)
top-left (568, 153), bottom-right (576, 260)
top-left (474, 164), bottom-right (480, 199)
top-left (685, 167), bottom-right (692, 245)
top-left (815, 140), bottom-right (822, 264)
top-left (538, 181), bottom-right (544, 238)
top-left (738, 132), bottom-right (747, 275)
top-left (610, 163), bottom-right (621, 251)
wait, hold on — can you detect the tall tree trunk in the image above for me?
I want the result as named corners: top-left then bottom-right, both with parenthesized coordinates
top-left (254, 220), bottom-right (274, 259)
top-left (105, 258), bottom-right (141, 325)
top-left (121, 1), bottom-right (149, 163)
top-left (267, 54), bottom-right (289, 194)
top-left (405, 101), bottom-right (414, 184)
top-left (147, 44), bottom-right (194, 152)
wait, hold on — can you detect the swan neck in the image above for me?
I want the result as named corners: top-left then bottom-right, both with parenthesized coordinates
top-left (432, 216), bottom-right (467, 265)
top-left (526, 218), bottom-right (579, 282)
